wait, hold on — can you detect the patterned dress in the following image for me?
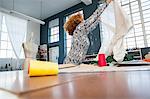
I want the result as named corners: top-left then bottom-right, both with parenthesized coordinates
top-left (64, 2), bottom-right (108, 65)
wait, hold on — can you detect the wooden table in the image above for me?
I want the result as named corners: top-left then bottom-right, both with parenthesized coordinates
top-left (0, 70), bottom-right (150, 99)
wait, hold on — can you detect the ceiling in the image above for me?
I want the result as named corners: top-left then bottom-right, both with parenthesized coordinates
top-left (0, 0), bottom-right (81, 20)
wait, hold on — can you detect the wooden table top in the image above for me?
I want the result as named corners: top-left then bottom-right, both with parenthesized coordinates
top-left (0, 70), bottom-right (150, 99)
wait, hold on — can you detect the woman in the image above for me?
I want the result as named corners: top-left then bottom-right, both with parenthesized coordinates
top-left (63, 0), bottom-right (112, 65)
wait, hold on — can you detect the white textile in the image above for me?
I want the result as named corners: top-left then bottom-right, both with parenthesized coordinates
top-left (97, 0), bottom-right (133, 62)
top-left (5, 14), bottom-right (27, 59)
top-left (0, 12), bottom-right (2, 31)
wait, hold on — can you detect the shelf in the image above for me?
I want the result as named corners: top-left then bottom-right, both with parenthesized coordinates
top-left (127, 49), bottom-right (142, 60)
top-left (127, 50), bottom-right (140, 53)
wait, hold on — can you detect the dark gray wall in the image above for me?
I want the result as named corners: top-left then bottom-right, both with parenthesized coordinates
top-left (40, 0), bottom-right (102, 63)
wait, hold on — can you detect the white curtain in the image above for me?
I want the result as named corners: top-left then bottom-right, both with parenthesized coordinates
top-left (4, 13), bottom-right (27, 68)
top-left (0, 12), bottom-right (2, 53)
top-left (0, 12), bottom-right (2, 32)
top-left (97, 0), bottom-right (133, 62)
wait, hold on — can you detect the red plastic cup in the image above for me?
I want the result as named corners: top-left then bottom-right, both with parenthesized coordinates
top-left (98, 54), bottom-right (107, 67)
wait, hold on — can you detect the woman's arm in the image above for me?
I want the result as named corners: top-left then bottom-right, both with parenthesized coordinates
top-left (84, 0), bottom-right (112, 33)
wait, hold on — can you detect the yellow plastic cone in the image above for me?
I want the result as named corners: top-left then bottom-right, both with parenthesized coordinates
top-left (29, 60), bottom-right (59, 77)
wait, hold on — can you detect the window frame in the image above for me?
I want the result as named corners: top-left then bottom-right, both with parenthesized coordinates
top-left (48, 26), bottom-right (59, 43)
top-left (64, 10), bottom-right (84, 55)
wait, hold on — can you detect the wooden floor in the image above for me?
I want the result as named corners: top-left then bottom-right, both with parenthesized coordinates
top-left (0, 68), bottom-right (150, 99)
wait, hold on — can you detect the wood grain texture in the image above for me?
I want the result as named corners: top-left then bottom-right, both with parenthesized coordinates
top-left (19, 71), bottom-right (150, 99)
top-left (0, 71), bottom-right (91, 94)
top-left (1, 70), bottom-right (150, 99)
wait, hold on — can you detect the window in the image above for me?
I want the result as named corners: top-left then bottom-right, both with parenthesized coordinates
top-left (64, 10), bottom-right (84, 55)
top-left (0, 16), bottom-right (25, 58)
top-left (65, 30), bottom-right (73, 55)
top-left (49, 46), bottom-right (59, 63)
top-left (118, 0), bottom-right (150, 49)
top-left (0, 16), bottom-right (15, 58)
top-left (49, 26), bottom-right (59, 43)
top-left (48, 18), bottom-right (59, 43)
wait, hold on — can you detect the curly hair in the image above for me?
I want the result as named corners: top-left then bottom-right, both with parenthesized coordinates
top-left (64, 13), bottom-right (83, 35)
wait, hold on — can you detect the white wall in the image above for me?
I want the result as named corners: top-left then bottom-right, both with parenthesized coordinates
top-left (27, 21), bottom-right (41, 45)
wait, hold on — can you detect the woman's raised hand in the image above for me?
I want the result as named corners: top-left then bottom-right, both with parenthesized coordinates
top-left (106, 0), bottom-right (113, 4)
